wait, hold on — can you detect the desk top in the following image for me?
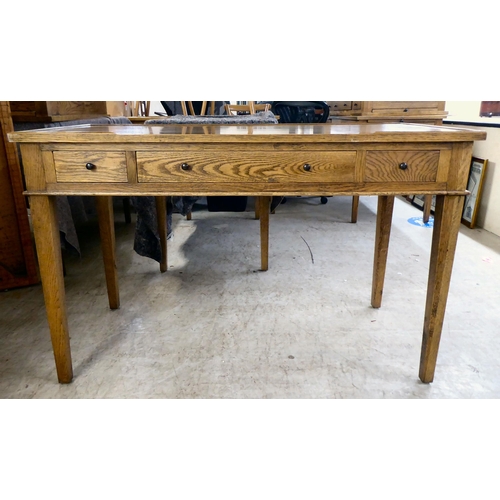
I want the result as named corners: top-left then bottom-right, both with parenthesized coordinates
top-left (9, 123), bottom-right (486, 144)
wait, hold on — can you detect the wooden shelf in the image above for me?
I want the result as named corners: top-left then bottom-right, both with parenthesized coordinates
top-left (0, 102), bottom-right (38, 289)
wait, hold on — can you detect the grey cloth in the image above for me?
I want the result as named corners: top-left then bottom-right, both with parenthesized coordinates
top-left (145, 110), bottom-right (278, 125)
top-left (13, 116), bottom-right (133, 132)
top-left (157, 101), bottom-right (227, 116)
top-left (131, 196), bottom-right (199, 263)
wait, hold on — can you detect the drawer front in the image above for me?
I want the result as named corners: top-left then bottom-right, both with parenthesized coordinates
top-left (53, 151), bottom-right (128, 183)
top-left (137, 151), bottom-right (357, 183)
top-left (328, 101), bottom-right (353, 112)
top-left (369, 101), bottom-right (442, 113)
top-left (365, 150), bottom-right (440, 182)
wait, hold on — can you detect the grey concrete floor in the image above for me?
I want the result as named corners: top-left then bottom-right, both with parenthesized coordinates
top-left (1, 195), bottom-right (499, 398)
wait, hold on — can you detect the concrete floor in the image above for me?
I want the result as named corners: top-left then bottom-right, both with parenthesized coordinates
top-left (1, 195), bottom-right (499, 398)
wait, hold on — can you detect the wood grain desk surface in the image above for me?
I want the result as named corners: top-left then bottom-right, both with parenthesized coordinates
top-left (8, 123), bottom-right (487, 385)
top-left (10, 123), bottom-right (486, 198)
top-left (10, 122), bottom-right (485, 143)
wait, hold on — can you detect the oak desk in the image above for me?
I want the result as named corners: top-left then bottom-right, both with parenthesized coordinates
top-left (9, 123), bottom-right (486, 384)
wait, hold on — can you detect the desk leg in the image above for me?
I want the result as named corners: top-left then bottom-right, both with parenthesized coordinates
top-left (96, 196), bottom-right (120, 310)
top-left (155, 197), bottom-right (168, 273)
top-left (419, 195), bottom-right (463, 383)
top-left (351, 195), bottom-right (360, 223)
top-left (423, 195), bottom-right (432, 224)
top-left (30, 196), bottom-right (73, 383)
top-left (371, 195), bottom-right (395, 308)
top-left (259, 196), bottom-right (271, 271)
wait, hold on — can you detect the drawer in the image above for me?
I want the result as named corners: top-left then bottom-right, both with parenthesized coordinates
top-left (53, 151), bottom-right (128, 183)
top-left (137, 151), bottom-right (357, 183)
top-left (369, 101), bottom-right (442, 113)
top-left (365, 150), bottom-right (440, 182)
top-left (328, 101), bottom-right (353, 112)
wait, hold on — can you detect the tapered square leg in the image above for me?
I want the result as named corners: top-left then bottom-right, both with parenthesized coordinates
top-left (371, 196), bottom-right (395, 308)
top-left (155, 197), bottom-right (168, 273)
top-left (30, 196), bottom-right (73, 383)
top-left (351, 195), bottom-right (360, 223)
top-left (96, 196), bottom-right (120, 309)
top-left (258, 196), bottom-right (271, 271)
top-left (419, 195), bottom-right (464, 383)
top-left (423, 194), bottom-right (433, 224)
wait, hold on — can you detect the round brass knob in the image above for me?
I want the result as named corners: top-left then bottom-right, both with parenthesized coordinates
top-left (85, 162), bottom-right (96, 170)
top-left (303, 164), bottom-right (312, 172)
top-left (399, 162), bottom-right (408, 170)
top-left (181, 163), bottom-right (190, 171)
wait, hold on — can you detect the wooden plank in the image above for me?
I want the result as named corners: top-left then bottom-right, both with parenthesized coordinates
top-left (10, 101), bottom-right (126, 122)
top-left (29, 181), bottom-right (453, 197)
top-left (0, 102), bottom-right (38, 289)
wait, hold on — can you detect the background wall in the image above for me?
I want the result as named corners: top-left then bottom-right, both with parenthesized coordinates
top-left (445, 102), bottom-right (499, 236)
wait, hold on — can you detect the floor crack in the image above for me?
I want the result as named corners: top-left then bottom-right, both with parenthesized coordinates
top-left (301, 236), bottom-right (314, 264)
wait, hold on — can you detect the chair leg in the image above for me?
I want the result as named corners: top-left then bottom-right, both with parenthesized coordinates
top-left (123, 197), bottom-right (132, 224)
top-left (155, 197), bottom-right (168, 273)
top-left (423, 195), bottom-right (432, 223)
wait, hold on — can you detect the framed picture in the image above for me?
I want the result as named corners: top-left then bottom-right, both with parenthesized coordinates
top-left (462, 157), bottom-right (488, 229)
top-left (406, 194), bottom-right (436, 217)
top-left (411, 194), bottom-right (425, 210)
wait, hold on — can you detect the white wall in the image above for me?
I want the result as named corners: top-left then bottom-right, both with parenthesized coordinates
top-left (445, 102), bottom-right (500, 236)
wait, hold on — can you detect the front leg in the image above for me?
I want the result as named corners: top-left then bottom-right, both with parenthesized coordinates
top-left (30, 196), bottom-right (73, 383)
top-left (419, 195), bottom-right (464, 383)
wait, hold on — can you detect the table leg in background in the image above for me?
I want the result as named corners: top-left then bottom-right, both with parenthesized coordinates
top-left (29, 196), bottom-right (73, 383)
top-left (419, 195), bottom-right (464, 383)
top-left (351, 195), bottom-right (360, 223)
top-left (423, 194), bottom-right (433, 223)
top-left (155, 197), bottom-right (168, 273)
top-left (254, 196), bottom-right (260, 220)
top-left (371, 195), bottom-right (395, 308)
top-left (258, 196), bottom-right (271, 271)
top-left (96, 196), bottom-right (120, 309)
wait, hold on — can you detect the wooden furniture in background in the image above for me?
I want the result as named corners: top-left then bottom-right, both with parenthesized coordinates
top-left (225, 102), bottom-right (271, 115)
top-left (133, 101), bottom-right (150, 117)
top-left (9, 101), bottom-right (127, 123)
top-left (327, 101), bottom-right (448, 124)
top-left (180, 101), bottom-right (216, 116)
top-left (480, 101), bottom-right (500, 117)
top-left (328, 101), bottom-right (448, 223)
top-left (0, 101), bottom-right (38, 290)
top-left (9, 122), bottom-right (485, 384)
